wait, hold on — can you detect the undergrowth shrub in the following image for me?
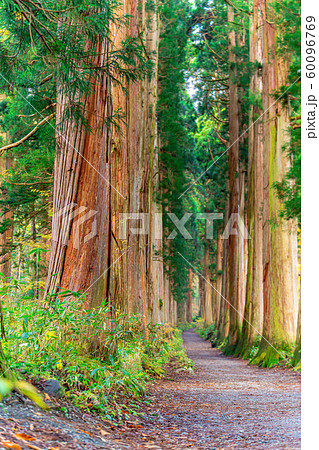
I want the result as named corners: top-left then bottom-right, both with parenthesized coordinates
top-left (194, 319), bottom-right (218, 345)
top-left (177, 321), bottom-right (196, 331)
top-left (0, 278), bottom-right (192, 421)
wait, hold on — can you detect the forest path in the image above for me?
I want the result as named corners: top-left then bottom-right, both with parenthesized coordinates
top-left (0, 330), bottom-right (301, 449)
top-left (122, 329), bottom-right (301, 449)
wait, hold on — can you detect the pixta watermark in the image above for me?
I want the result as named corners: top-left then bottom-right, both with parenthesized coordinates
top-left (52, 203), bottom-right (98, 249)
top-left (118, 212), bottom-right (250, 240)
top-left (52, 206), bottom-right (251, 250)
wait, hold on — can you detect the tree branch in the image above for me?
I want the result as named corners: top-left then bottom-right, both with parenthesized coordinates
top-left (208, 139), bottom-right (222, 167)
top-left (4, 179), bottom-right (52, 185)
top-left (223, 0), bottom-right (252, 16)
top-left (0, 113), bottom-right (55, 155)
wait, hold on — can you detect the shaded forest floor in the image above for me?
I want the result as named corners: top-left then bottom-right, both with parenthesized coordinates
top-left (0, 330), bottom-right (301, 449)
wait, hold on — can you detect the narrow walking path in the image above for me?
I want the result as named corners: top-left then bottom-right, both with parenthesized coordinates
top-left (131, 330), bottom-right (301, 449)
top-left (0, 330), bottom-right (301, 449)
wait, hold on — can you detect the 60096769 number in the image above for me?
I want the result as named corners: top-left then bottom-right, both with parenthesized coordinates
top-left (306, 16), bottom-right (316, 79)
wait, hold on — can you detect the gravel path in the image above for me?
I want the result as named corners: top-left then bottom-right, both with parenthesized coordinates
top-left (132, 330), bottom-right (301, 449)
top-left (0, 330), bottom-right (301, 449)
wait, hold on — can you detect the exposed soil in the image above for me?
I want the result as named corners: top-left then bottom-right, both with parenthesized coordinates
top-left (0, 330), bottom-right (301, 449)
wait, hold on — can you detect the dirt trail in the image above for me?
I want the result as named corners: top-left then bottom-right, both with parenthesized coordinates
top-left (0, 330), bottom-right (301, 449)
top-left (133, 330), bottom-right (301, 449)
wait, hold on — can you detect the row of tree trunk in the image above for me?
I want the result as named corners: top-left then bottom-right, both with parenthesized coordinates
top-left (0, 1), bottom-right (299, 362)
top-left (200, 0), bottom-right (299, 363)
top-left (44, 0), bottom-right (177, 326)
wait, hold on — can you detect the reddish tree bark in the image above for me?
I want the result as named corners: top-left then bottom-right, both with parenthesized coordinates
top-left (240, 0), bottom-right (264, 355)
top-left (227, 5), bottom-right (240, 346)
top-left (254, 0), bottom-right (298, 363)
top-left (186, 270), bottom-right (193, 323)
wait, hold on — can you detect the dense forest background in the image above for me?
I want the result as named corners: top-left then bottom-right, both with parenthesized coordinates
top-left (0, 0), bottom-right (300, 416)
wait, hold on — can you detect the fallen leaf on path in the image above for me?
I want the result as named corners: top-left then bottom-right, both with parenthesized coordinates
top-left (1, 441), bottom-right (22, 449)
top-left (80, 429), bottom-right (92, 436)
top-left (103, 420), bottom-right (117, 429)
top-left (26, 444), bottom-right (42, 450)
top-left (14, 432), bottom-right (36, 441)
top-left (127, 423), bottom-right (143, 429)
top-left (100, 429), bottom-right (110, 436)
top-left (0, 417), bottom-right (18, 423)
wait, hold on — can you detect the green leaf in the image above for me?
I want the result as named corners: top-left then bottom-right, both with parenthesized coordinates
top-left (15, 380), bottom-right (50, 410)
top-left (0, 378), bottom-right (14, 398)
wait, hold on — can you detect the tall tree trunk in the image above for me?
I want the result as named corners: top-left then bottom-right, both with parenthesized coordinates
top-left (45, 36), bottom-right (112, 307)
top-left (255, 0), bottom-right (298, 364)
top-left (110, 0), bottom-right (164, 322)
top-left (214, 229), bottom-right (223, 329)
top-left (0, 156), bottom-right (13, 278)
top-left (204, 243), bottom-right (213, 327)
top-left (239, 0), bottom-right (264, 356)
top-left (186, 269), bottom-right (193, 323)
top-left (227, 6), bottom-right (240, 347)
top-left (31, 216), bottom-right (38, 299)
top-left (177, 301), bottom-right (187, 323)
top-left (199, 275), bottom-right (205, 320)
top-left (237, 167), bottom-right (247, 322)
top-left (45, 1), bottom-right (166, 323)
top-left (219, 202), bottom-right (230, 340)
top-left (292, 294), bottom-right (301, 366)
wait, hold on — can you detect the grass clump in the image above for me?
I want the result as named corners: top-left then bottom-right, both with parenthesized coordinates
top-left (177, 321), bottom-right (196, 331)
top-left (1, 281), bottom-right (192, 421)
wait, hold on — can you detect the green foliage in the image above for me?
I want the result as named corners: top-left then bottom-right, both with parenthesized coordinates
top-left (157, 0), bottom-right (198, 304)
top-left (291, 342), bottom-right (301, 370)
top-left (273, 136), bottom-right (301, 223)
top-left (198, 322), bottom-right (217, 341)
top-left (0, 0), bottom-right (152, 270)
top-left (1, 280), bottom-right (192, 420)
top-left (194, 318), bottom-right (217, 340)
top-left (0, 0), bottom-right (302, 394)
top-left (272, 0), bottom-right (301, 224)
top-left (178, 321), bottom-right (195, 331)
top-left (250, 344), bottom-right (294, 369)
